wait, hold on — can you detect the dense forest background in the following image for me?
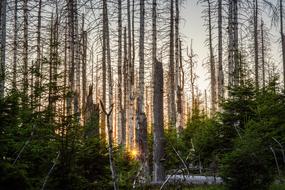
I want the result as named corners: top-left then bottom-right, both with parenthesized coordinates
top-left (0, 0), bottom-right (285, 189)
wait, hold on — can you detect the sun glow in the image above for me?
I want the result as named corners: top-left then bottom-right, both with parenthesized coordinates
top-left (130, 149), bottom-right (138, 159)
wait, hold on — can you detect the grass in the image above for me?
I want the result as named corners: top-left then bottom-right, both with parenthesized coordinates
top-left (145, 184), bottom-right (285, 190)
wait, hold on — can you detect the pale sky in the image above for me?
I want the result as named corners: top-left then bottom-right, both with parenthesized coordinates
top-left (180, 0), bottom-right (282, 92)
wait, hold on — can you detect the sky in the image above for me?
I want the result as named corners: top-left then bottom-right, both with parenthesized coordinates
top-left (180, 0), bottom-right (282, 92)
top-left (181, 0), bottom-right (209, 91)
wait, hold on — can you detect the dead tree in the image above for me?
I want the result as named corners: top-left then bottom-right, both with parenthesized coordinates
top-left (169, 0), bottom-right (176, 128)
top-left (0, 0), bottom-right (7, 98)
top-left (206, 0), bottom-right (216, 114)
top-left (137, 0), bottom-right (149, 181)
top-left (254, 0), bottom-right (259, 89)
top-left (100, 101), bottom-right (118, 190)
top-left (280, 0), bottom-right (285, 89)
top-left (217, 0), bottom-right (224, 103)
top-left (12, 0), bottom-right (18, 90)
top-left (23, 0), bottom-right (29, 102)
top-left (228, 0), bottom-right (239, 88)
top-left (117, 0), bottom-right (123, 145)
top-left (35, 0), bottom-right (42, 105)
top-left (153, 60), bottom-right (165, 182)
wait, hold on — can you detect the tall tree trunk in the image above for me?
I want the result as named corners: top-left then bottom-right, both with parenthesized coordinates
top-left (137, 0), bottom-right (148, 181)
top-left (12, 0), bottom-right (18, 90)
top-left (153, 0), bottom-right (165, 182)
top-left (207, 0), bottom-right (216, 114)
top-left (48, 15), bottom-right (54, 117)
top-left (217, 0), bottom-right (224, 103)
top-left (100, 102), bottom-right (118, 190)
top-left (169, 0), bottom-right (176, 128)
top-left (153, 60), bottom-right (165, 182)
top-left (280, 0), bottom-right (285, 89)
top-left (261, 19), bottom-right (265, 88)
top-left (175, 0), bottom-right (183, 132)
top-left (117, 0), bottom-right (124, 146)
top-left (35, 0), bottom-right (42, 105)
top-left (0, 0), bottom-right (7, 98)
top-left (82, 15), bottom-right (87, 124)
top-left (23, 0), bottom-right (29, 102)
top-left (254, 0), bottom-right (259, 89)
top-left (122, 27), bottom-right (127, 147)
top-left (228, 0), bottom-right (239, 88)
top-left (103, 0), bottom-right (113, 136)
top-left (73, 0), bottom-right (80, 121)
top-left (127, 0), bottom-right (134, 148)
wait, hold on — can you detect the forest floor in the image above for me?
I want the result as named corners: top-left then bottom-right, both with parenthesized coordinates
top-left (146, 184), bottom-right (285, 190)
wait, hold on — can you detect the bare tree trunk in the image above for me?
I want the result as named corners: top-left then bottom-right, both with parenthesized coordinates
top-left (117, 0), bottom-right (123, 145)
top-left (73, 0), bottom-right (80, 122)
top-left (217, 0), bottom-right (224, 103)
top-left (137, 0), bottom-right (149, 181)
top-left (228, 0), bottom-right (239, 88)
top-left (175, 0), bottom-right (183, 132)
top-left (207, 0), bottom-right (216, 114)
top-left (103, 0), bottom-right (113, 135)
top-left (35, 0), bottom-right (42, 105)
top-left (82, 15), bottom-right (87, 124)
top-left (101, 0), bottom-right (107, 140)
top-left (254, 0), bottom-right (259, 89)
top-left (153, 0), bottom-right (165, 182)
top-left (153, 60), bottom-right (165, 182)
top-left (100, 101), bottom-right (118, 190)
top-left (122, 27), bottom-right (127, 147)
top-left (127, 0), bottom-right (134, 148)
top-left (261, 19), bottom-right (265, 88)
top-left (12, 0), bottom-right (18, 90)
top-left (0, 0), bottom-right (7, 98)
top-left (233, 0), bottom-right (239, 86)
top-left (48, 15), bottom-right (54, 116)
top-left (280, 0), bottom-right (285, 89)
top-left (23, 0), bottom-right (29, 102)
top-left (169, 0), bottom-right (176, 128)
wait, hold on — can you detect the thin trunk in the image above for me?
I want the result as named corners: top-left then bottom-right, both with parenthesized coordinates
top-left (228, 0), bottom-right (239, 88)
top-left (82, 15), bottom-right (87, 124)
top-left (207, 0), bottom-right (216, 114)
top-left (254, 0), bottom-right (259, 89)
top-left (169, 0), bottom-right (176, 128)
top-left (35, 0), bottom-right (42, 103)
top-left (261, 20), bottom-right (265, 88)
top-left (217, 0), bottom-right (224, 102)
top-left (138, 0), bottom-right (148, 181)
top-left (12, 0), bottom-right (18, 90)
top-left (104, 0), bottom-right (113, 134)
top-left (127, 0), bottom-right (134, 148)
top-left (100, 102), bottom-right (118, 190)
top-left (23, 0), bottom-right (29, 102)
top-left (118, 0), bottom-right (123, 146)
top-left (153, 0), bottom-right (165, 182)
top-left (280, 0), bottom-right (285, 89)
top-left (101, 0), bottom-right (107, 140)
top-left (122, 27), bottom-right (127, 147)
top-left (153, 60), bottom-right (165, 182)
top-left (0, 0), bottom-right (7, 98)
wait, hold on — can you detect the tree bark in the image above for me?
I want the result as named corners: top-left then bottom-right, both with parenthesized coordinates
top-left (254, 0), bottom-right (259, 89)
top-left (169, 0), bottom-right (176, 128)
top-left (23, 0), bottom-right (29, 102)
top-left (153, 0), bottom-right (165, 182)
top-left (217, 0), bottom-right (224, 103)
top-left (280, 0), bottom-right (285, 89)
top-left (153, 60), bottom-right (165, 182)
top-left (12, 0), bottom-right (18, 90)
top-left (207, 0), bottom-right (216, 114)
top-left (117, 0), bottom-right (123, 145)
